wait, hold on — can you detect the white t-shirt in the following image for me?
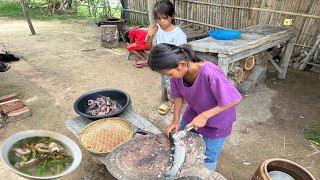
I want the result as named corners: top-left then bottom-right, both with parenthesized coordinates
top-left (156, 26), bottom-right (187, 46)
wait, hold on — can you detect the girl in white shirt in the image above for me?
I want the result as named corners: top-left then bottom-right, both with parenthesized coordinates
top-left (143, 0), bottom-right (187, 114)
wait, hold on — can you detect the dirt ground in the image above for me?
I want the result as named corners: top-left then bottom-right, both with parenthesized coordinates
top-left (0, 19), bottom-right (319, 180)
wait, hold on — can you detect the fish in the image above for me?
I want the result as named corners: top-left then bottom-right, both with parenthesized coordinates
top-left (13, 148), bottom-right (31, 157)
top-left (15, 158), bottom-right (40, 168)
top-left (165, 139), bottom-right (186, 180)
top-left (87, 95), bottom-right (117, 116)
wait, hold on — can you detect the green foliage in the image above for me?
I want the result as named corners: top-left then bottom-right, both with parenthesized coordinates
top-left (0, 1), bottom-right (23, 18)
top-left (0, 1), bottom-right (88, 21)
top-left (300, 123), bottom-right (320, 143)
top-left (81, 0), bottom-right (122, 22)
top-left (0, 0), bottom-right (122, 23)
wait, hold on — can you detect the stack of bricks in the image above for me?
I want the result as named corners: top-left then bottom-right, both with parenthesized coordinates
top-left (0, 93), bottom-right (31, 127)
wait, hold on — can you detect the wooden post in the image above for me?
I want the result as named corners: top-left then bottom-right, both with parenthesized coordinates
top-left (147, 0), bottom-right (156, 25)
top-left (278, 37), bottom-right (295, 79)
top-left (121, 0), bottom-right (129, 20)
top-left (19, 0), bottom-right (36, 35)
top-left (148, 0), bottom-right (168, 101)
top-left (299, 37), bottom-right (320, 70)
top-left (218, 54), bottom-right (229, 75)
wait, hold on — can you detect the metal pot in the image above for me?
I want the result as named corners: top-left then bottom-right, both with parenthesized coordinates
top-left (73, 88), bottom-right (131, 120)
top-left (0, 130), bottom-right (82, 179)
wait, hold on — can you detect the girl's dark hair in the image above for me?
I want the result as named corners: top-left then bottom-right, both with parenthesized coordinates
top-left (148, 43), bottom-right (201, 71)
top-left (153, 0), bottom-right (176, 25)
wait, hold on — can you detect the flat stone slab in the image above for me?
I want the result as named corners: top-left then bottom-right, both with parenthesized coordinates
top-left (65, 109), bottom-right (227, 180)
top-left (105, 133), bottom-right (205, 180)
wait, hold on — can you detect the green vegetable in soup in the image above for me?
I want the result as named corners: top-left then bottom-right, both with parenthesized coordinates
top-left (8, 136), bottom-right (73, 177)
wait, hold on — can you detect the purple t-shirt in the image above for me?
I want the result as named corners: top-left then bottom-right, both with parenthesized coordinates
top-left (170, 61), bottom-right (242, 139)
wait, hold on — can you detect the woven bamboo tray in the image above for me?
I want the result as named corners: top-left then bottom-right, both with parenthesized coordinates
top-left (79, 117), bottom-right (133, 154)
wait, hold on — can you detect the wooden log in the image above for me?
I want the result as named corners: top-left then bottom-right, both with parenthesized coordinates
top-left (244, 55), bottom-right (255, 70)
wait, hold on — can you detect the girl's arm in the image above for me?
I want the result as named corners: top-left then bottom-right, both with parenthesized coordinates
top-left (165, 97), bottom-right (183, 137)
top-left (172, 97), bottom-right (183, 123)
top-left (186, 99), bottom-right (241, 129)
top-left (145, 23), bottom-right (158, 45)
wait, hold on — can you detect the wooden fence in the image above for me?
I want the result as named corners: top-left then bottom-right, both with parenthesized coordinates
top-left (122, 0), bottom-right (320, 48)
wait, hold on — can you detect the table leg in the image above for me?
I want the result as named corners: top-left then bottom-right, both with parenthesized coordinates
top-left (278, 37), bottom-right (296, 79)
top-left (218, 55), bottom-right (229, 75)
top-left (160, 74), bottom-right (167, 101)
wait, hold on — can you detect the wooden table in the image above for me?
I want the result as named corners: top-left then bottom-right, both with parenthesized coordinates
top-left (188, 24), bottom-right (296, 79)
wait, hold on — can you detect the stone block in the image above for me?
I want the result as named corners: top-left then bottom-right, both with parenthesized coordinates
top-left (0, 99), bottom-right (25, 114)
top-left (247, 65), bottom-right (267, 84)
top-left (0, 93), bottom-right (18, 103)
top-left (239, 80), bottom-right (255, 95)
top-left (6, 106), bottom-right (31, 122)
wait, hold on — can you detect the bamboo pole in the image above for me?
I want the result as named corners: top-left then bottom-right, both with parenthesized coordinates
top-left (176, 0), bottom-right (320, 19)
top-left (298, 1), bottom-right (319, 46)
top-left (175, 17), bottom-right (228, 29)
top-left (299, 38), bottom-right (320, 70)
top-left (123, 9), bottom-right (148, 14)
top-left (209, 0), bottom-right (214, 29)
top-left (20, 0), bottom-right (36, 35)
top-left (187, 0), bottom-right (192, 27)
top-left (147, 0), bottom-right (156, 24)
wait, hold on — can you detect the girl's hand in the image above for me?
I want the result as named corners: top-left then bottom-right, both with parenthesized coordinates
top-left (147, 22), bottom-right (158, 37)
top-left (186, 113), bottom-right (208, 130)
top-left (165, 121), bottom-right (180, 137)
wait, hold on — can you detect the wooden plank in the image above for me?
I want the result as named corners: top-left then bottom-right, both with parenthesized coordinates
top-left (189, 24), bottom-right (295, 55)
top-left (215, 35), bottom-right (295, 65)
top-left (269, 59), bottom-right (283, 74)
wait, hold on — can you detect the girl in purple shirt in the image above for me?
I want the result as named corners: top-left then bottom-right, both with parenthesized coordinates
top-left (148, 43), bottom-right (242, 171)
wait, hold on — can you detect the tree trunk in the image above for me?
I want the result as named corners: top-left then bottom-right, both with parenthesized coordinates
top-left (19, 0), bottom-right (36, 35)
top-left (120, 0), bottom-right (128, 19)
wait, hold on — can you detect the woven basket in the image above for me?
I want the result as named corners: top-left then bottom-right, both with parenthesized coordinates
top-left (79, 117), bottom-right (133, 154)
